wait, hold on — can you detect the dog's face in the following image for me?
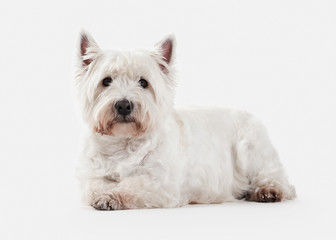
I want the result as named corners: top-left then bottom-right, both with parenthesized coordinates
top-left (76, 31), bottom-right (176, 137)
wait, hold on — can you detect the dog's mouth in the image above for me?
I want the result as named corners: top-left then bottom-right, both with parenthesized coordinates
top-left (119, 119), bottom-right (135, 123)
top-left (114, 116), bottom-right (136, 124)
top-left (94, 114), bottom-right (148, 137)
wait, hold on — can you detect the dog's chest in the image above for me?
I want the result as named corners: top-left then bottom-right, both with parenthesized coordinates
top-left (89, 136), bottom-right (153, 181)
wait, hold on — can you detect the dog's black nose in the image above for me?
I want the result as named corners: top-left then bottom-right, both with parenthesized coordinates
top-left (115, 99), bottom-right (133, 116)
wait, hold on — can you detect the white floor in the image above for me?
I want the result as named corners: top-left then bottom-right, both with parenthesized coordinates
top-left (2, 170), bottom-right (335, 240)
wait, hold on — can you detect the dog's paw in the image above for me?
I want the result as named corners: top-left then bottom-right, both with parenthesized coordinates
top-left (247, 187), bottom-right (283, 203)
top-left (256, 188), bottom-right (282, 202)
top-left (91, 194), bottom-right (122, 210)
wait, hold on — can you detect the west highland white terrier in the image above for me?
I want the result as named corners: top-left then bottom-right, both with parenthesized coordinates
top-left (76, 30), bottom-right (296, 210)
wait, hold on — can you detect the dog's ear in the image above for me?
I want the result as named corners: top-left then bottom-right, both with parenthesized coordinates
top-left (78, 30), bottom-right (101, 69)
top-left (152, 34), bottom-right (176, 74)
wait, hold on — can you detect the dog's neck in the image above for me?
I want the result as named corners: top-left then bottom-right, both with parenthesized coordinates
top-left (91, 128), bottom-right (162, 157)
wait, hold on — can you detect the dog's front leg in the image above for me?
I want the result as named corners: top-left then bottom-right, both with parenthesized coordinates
top-left (81, 177), bottom-right (118, 210)
top-left (91, 175), bottom-right (180, 210)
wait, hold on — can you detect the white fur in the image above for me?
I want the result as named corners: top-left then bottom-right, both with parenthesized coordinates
top-left (76, 30), bottom-right (296, 210)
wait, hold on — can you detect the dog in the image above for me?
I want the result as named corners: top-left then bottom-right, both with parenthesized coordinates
top-left (75, 30), bottom-right (296, 210)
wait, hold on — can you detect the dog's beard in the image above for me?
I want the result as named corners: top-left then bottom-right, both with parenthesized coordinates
top-left (93, 104), bottom-right (149, 137)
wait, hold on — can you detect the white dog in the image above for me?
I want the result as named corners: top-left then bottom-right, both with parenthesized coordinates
top-left (76, 30), bottom-right (296, 210)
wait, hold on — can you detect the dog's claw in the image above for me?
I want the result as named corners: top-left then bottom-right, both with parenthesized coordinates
top-left (246, 186), bottom-right (283, 203)
top-left (92, 194), bottom-right (114, 210)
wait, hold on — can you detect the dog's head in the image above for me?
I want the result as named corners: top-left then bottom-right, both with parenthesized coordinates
top-left (76, 30), bottom-right (176, 138)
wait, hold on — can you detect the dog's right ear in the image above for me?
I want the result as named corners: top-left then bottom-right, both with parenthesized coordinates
top-left (77, 30), bottom-right (101, 69)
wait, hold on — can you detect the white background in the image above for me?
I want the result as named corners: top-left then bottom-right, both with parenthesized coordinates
top-left (1, 0), bottom-right (336, 239)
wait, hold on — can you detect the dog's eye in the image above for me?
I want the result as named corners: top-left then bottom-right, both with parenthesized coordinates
top-left (139, 78), bottom-right (148, 88)
top-left (102, 77), bottom-right (112, 87)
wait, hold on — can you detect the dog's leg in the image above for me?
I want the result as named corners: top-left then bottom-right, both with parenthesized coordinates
top-left (245, 175), bottom-right (296, 203)
top-left (235, 119), bottom-right (296, 203)
top-left (244, 146), bottom-right (296, 203)
top-left (89, 175), bottom-right (180, 210)
top-left (81, 178), bottom-right (119, 210)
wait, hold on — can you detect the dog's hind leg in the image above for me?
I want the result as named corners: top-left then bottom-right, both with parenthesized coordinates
top-left (235, 117), bottom-right (296, 203)
top-left (245, 164), bottom-right (296, 203)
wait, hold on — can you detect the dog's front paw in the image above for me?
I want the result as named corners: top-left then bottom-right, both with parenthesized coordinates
top-left (91, 194), bottom-right (122, 210)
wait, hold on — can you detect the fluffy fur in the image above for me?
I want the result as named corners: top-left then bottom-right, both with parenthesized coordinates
top-left (76, 30), bottom-right (296, 210)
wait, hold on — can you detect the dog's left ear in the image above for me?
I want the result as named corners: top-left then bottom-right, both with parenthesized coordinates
top-left (152, 34), bottom-right (176, 74)
top-left (77, 30), bottom-right (101, 70)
